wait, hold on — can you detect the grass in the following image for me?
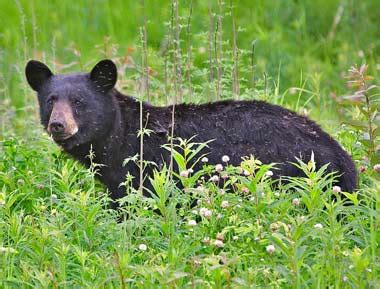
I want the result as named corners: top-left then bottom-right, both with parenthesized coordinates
top-left (1, 0), bottom-right (380, 288)
top-left (0, 132), bottom-right (379, 287)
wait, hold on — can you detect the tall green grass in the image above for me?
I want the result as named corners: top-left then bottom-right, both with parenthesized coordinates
top-left (0, 0), bottom-right (379, 287)
top-left (0, 132), bottom-right (379, 287)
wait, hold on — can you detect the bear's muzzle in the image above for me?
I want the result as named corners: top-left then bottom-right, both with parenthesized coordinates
top-left (48, 100), bottom-right (78, 141)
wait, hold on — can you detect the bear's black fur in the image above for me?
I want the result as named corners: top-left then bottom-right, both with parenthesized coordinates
top-left (25, 59), bottom-right (357, 208)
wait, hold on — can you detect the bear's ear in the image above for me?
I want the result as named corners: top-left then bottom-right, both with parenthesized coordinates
top-left (90, 59), bottom-right (117, 93)
top-left (25, 60), bottom-right (53, 92)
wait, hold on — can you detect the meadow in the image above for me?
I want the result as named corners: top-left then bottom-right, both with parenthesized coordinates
top-left (0, 0), bottom-right (380, 287)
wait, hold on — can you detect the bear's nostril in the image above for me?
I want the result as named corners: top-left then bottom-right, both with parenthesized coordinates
top-left (50, 121), bottom-right (65, 133)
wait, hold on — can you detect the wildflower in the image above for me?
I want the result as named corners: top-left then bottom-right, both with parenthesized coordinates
top-left (366, 268), bottom-right (372, 273)
top-left (241, 187), bottom-right (249, 194)
top-left (214, 239), bottom-right (224, 247)
top-left (221, 173), bottom-right (229, 180)
top-left (343, 276), bottom-right (349, 282)
top-left (270, 223), bottom-right (280, 232)
top-left (215, 164), bottom-right (224, 172)
top-left (216, 213), bottom-right (223, 219)
top-left (188, 168), bottom-right (194, 174)
top-left (210, 175), bottom-right (219, 182)
top-left (222, 155), bottom-right (230, 162)
top-left (216, 232), bottom-right (224, 241)
top-left (232, 236), bottom-right (238, 241)
top-left (359, 165), bottom-right (366, 173)
top-left (292, 198), bottom-right (300, 206)
top-left (348, 265), bottom-right (354, 269)
top-left (243, 170), bottom-right (250, 176)
top-left (265, 170), bottom-right (273, 177)
top-left (203, 209), bottom-right (212, 218)
top-left (203, 237), bottom-right (211, 245)
top-left (298, 215), bottom-right (306, 222)
top-left (218, 189), bottom-right (226, 195)
top-left (201, 157), bottom-right (209, 163)
top-left (199, 207), bottom-right (207, 215)
top-left (314, 223), bottom-right (323, 229)
top-left (51, 194), bottom-right (58, 204)
top-left (199, 208), bottom-right (212, 218)
top-left (332, 186), bottom-right (341, 193)
top-left (266, 244), bottom-right (275, 254)
top-left (180, 170), bottom-right (189, 178)
top-left (138, 244), bottom-right (147, 251)
top-left (193, 259), bottom-right (201, 266)
top-left (373, 164), bottom-right (380, 172)
top-left (188, 219), bottom-right (197, 226)
top-left (221, 200), bottom-right (229, 208)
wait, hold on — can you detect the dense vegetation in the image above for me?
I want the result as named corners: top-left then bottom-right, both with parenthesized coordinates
top-left (1, 0), bottom-right (379, 287)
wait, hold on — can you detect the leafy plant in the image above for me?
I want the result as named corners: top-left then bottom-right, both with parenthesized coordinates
top-left (338, 65), bottom-right (380, 172)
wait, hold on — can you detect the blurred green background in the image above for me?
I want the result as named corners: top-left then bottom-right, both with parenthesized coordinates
top-left (0, 0), bottom-right (379, 113)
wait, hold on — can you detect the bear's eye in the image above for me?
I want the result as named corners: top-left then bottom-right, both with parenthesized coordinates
top-left (74, 99), bottom-right (83, 106)
top-left (47, 95), bottom-right (57, 105)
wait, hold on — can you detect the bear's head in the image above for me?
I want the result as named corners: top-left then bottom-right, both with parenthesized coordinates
top-left (25, 59), bottom-right (117, 151)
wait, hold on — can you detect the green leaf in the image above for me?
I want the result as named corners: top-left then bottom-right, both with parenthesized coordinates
top-left (358, 139), bottom-right (373, 149)
top-left (370, 151), bottom-right (380, 165)
top-left (341, 192), bottom-right (359, 206)
top-left (342, 120), bottom-right (367, 130)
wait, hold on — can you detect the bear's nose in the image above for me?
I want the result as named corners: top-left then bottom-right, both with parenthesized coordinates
top-left (50, 121), bottom-right (65, 134)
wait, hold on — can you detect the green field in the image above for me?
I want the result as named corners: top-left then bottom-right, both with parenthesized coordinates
top-left (1, 0), bottom-right (380, 288)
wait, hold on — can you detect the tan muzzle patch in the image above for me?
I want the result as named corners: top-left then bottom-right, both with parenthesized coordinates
top-left (48, 100), bottom-right (78, 139)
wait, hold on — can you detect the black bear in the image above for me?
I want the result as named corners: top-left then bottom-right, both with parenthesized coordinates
top-left (25, 59), bottom-right (357, 208)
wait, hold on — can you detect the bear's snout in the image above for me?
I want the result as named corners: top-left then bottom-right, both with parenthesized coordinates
top-left (50, 120), bottom-right (65, 134)
top-left (47, 101), bottom-right (79, 141)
